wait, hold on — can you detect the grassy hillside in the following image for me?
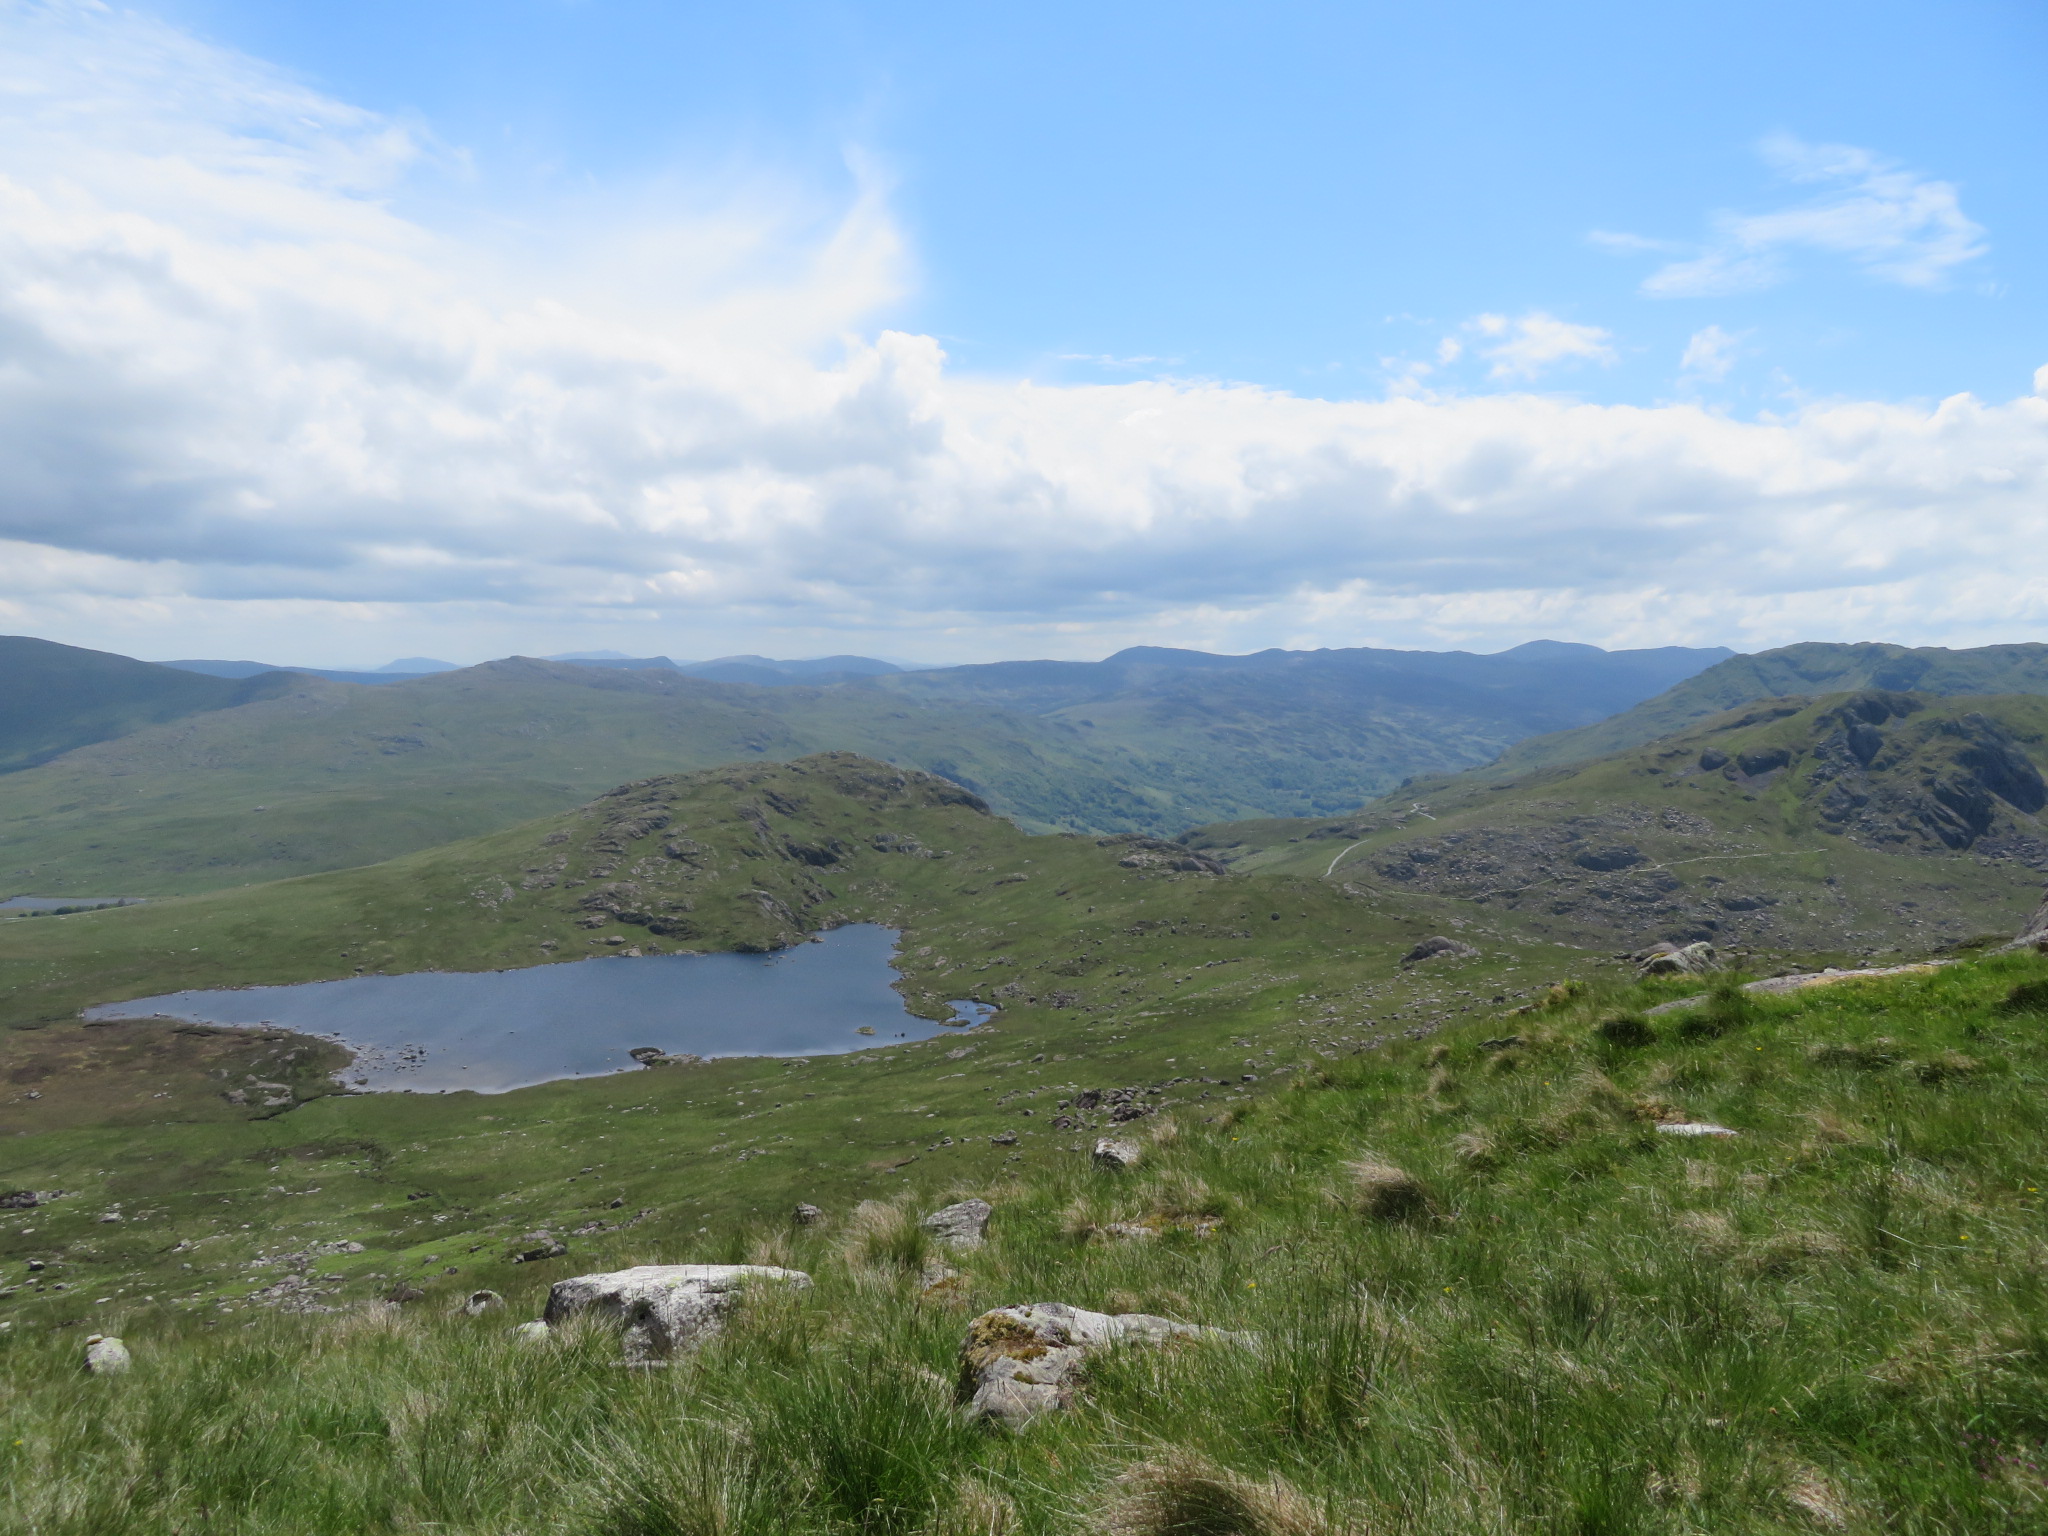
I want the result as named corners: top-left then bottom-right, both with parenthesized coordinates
top-left (0, 635), bottom-right (293, 776)
top-left (1491, 641), bottom-right (2048, 777)
top-left (0, 661), bottom-right (1169, 897)
top-left (5, 919), bottom-right (2045, 1530)
top-left (0, 642), bottom-right (1725, 898)
top-left (1189, 690), bottom-right (2048, 956)
top-left (0, 751), bottom-right (1595, 1354)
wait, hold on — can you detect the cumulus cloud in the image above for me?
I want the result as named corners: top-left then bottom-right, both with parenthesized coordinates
top-left (0, 3), bottom-right (2044, 663)
top-left (1605, 136), bottom-right (1988, 298)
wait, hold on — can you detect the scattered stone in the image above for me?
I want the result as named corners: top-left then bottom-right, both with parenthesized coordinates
top-left (990, 1131), bottom-right (1019, 1146)
top-left (1092, 1138), bottom-right (1142, 1170)
top-left (792, 1202), bottom-right (825, 1226)
top-left (542, 1264), bottom-right (812, 1363)
top-left (508, 1232), bottom-right (568, 1264)
top-left (1401, 935), bottom-right (1478, 967)
top-left (458, 1289), bottom-right (505, 1317)
top-left (510, 1320), bottom-right (552, 1343)
top-left (83, 1335), bottom-right (132, 1375)
top-left (921, 1257), bottom-right (964, 1294)
top-left (1656, 1122), bottom-right (1740, 1138)
top-left (0, 1190), bottom-right (63, 1210)
top-left (921, 1198), bottom-right (993, 1250)
top-left (958, 1303), bottom-right (1250, 1426)
top-left (383, 1284), bottom-right (427, 1304)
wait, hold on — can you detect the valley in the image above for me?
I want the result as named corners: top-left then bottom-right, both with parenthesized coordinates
top-left (4, 640), bottom-right (2048, 1533)
top-left (0, 638), bottom-right (1728, 895)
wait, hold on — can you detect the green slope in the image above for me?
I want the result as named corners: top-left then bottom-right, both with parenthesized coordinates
top-left (1189, 689), bottom-right (2048, 956)
top-left (1493, 640), bottom-right (2048, 775)
top-left (5, 882), bottom-right (2047, 1529)
top-left (0, 660), bottom-right (1177, 897)
top-left (0, 634), bottom-right (293, 776)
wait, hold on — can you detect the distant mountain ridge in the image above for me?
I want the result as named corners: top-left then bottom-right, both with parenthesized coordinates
top-left (0, 635), bottom-right (1734, 894)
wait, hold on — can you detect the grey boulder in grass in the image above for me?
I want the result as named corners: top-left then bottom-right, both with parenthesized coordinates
top-left (922, 1198), bottom-right (993, 1250)
top-left (1092, 1137), bottom-right (1143, 1170)
top-left (958, 1303), bottom-right (1251, 1427)
top-left (541, 1264), bottom-right (811, 1363)
top-left (83, 1334), bottom-right (131, 1375)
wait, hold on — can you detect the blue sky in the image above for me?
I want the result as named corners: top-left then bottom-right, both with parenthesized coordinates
top-left (0, 0), bottom-right (2042, 665)
top-left (150, 0), bottom-right (2044, 405)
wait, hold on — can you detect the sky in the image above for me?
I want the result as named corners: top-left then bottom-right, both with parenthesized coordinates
top-left (0, 0), bottom-right (2043, 667)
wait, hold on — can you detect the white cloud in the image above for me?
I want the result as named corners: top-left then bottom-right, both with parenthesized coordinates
top-left (1616, 136), bottom-right (1987, 298)
top-left (1468, 312), bottom-right (1617, 381)
top-left (0, 5), bottom-right (2044, 666)
top-left (1679, 325), bottom-right (1742, 382)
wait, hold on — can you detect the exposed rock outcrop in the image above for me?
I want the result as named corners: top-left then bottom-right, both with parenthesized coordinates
top-left (1638, 941), bottom-right (1718, 976)
top-left (958, 1303), bottom-right (1250, 1426)
top-left (541, 1264), bottom-right (812, 1363)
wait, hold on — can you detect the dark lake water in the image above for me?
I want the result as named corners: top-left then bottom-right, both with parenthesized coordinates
top-left (84, 924), bottom-right (993, 1094)
top-left (3, 895), bottom-right (145, 911)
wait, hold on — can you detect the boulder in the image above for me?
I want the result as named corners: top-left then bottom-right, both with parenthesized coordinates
top-left (792, 1202), bottom-right (825, 1227)
top-left (510, 1320), bottom-right (552, 1343)
top-left (508, 1232), bottom-right (567, 1264)
top-left (1092, 1138), bottom-right (1142, 1170)
top-left (83, 1334), bottom-right (131, 1375)
top-left (458, 1289), bottom-right (505, 1317)
top-left (1400, 935), bottom-right (1478, 967)
top-left (1638, 941), bottom-right (1718, 977)
top-left (958, 1303), bottom-right (1249, 1427)
top-left (542, 1264), bottom-right (811, 1363)
top-left (921, 1198), bottom-right (992, 1250)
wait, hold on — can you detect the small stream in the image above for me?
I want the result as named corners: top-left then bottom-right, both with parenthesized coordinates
top-left (84, 924), bottom-right (991, 1093)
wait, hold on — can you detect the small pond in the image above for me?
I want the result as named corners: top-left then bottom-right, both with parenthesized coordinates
top-left (84, 924), bottom-right (993, 1094)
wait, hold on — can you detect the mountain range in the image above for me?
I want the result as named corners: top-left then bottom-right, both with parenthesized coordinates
top-left (0, 635), bottom-right (1729, 894)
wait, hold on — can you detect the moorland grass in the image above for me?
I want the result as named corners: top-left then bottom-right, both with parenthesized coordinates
top-left (6, 951), bottom-right (2047, 1533)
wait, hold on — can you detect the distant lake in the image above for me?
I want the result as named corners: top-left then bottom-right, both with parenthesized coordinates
top-left (83, 924), bottom-right (992, 1094)
top-left (3, 896), bottom-right (145, 911)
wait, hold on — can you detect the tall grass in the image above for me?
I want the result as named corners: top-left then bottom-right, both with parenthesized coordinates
top-left (6, 954), bottom-right (2048, 1533)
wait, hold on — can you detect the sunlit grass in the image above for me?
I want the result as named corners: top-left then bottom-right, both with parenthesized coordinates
top-left (6, 952), bottom-right (2048, 1532)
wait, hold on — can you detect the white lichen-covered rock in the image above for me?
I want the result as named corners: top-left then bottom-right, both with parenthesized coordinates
top-left (458, 1289), bottom-right (505, 1317)
top-left (1656, 1122), bottom-right (1740, 1138)
top-left (1639, 941), bottom-right (1719, 977)
top-left (83, 1334), bottom-right (131, 1375)
top-left (543, 1264), bottom-right (811, 1362)
top-left (510, 1320), bottom-right (552, 1343)
top-left (1092, 1138), bottom-right (1142, 1170)
top-left (958, 1303), bottom-right (1250, 1427)
top-left (921, 1198), bottom-right (992, 1250)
